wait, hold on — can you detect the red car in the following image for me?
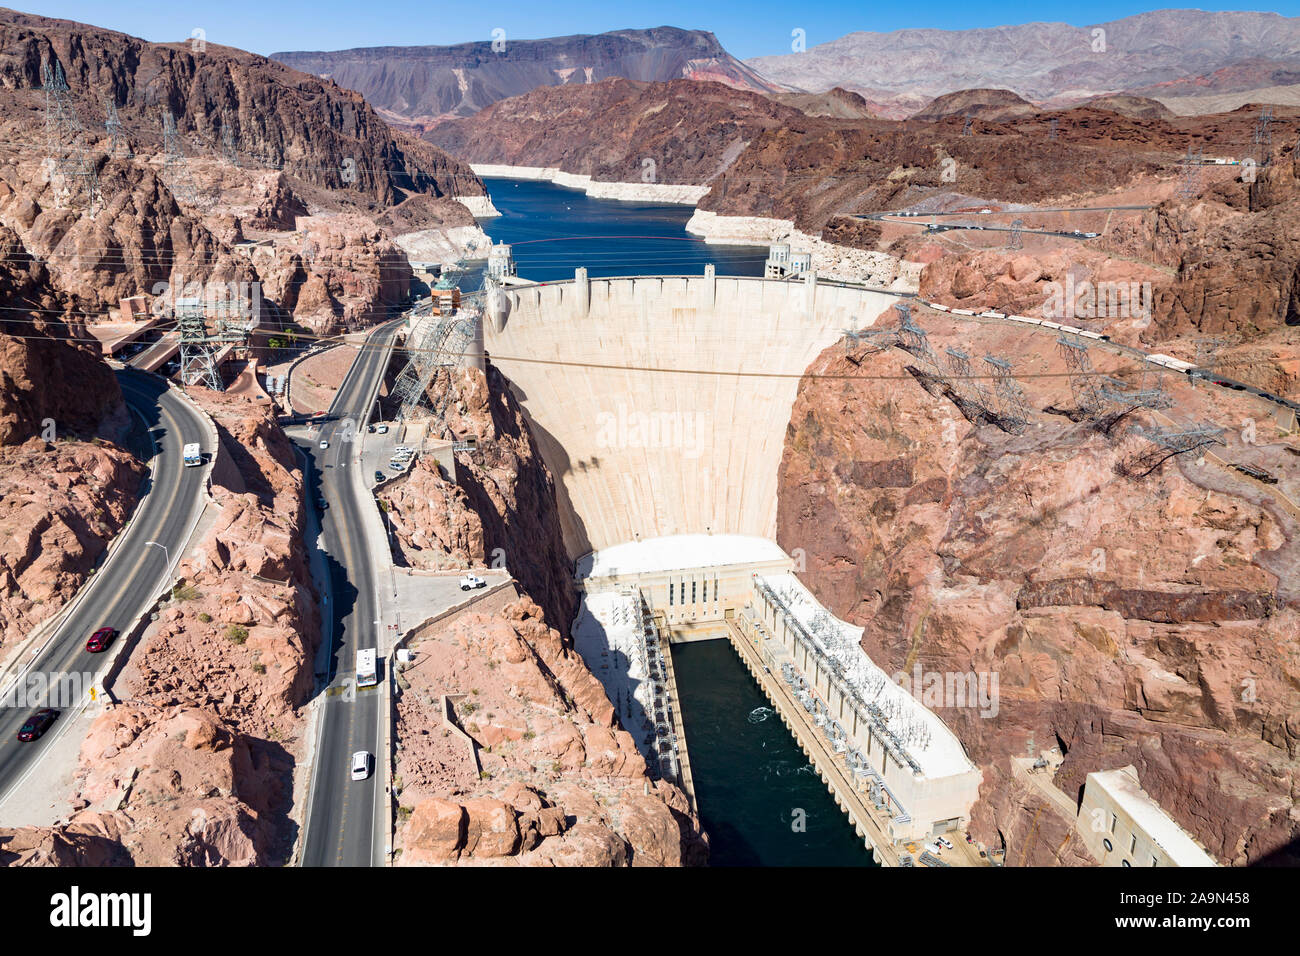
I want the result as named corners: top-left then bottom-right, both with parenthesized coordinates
top-left (86, 626), bottom-right (117, 653)
top-left (17, 708), bottom-right (59, 742)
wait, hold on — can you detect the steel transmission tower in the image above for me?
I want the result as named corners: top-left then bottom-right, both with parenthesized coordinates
top-left (983, 354), bottom-right (1032, 433)
top-left (1177, 144), bottom-right (1203, 199)
top-left (176, 298), bottom-right (250, 391)
top-left (1007, 218), bottom-right (1024, 251)
top-left (1056, 333), bottom-right (1108, 415)
top-left (161, 110), bottom-right (206, 209)
top-left (176, 299), bottom-right (222, 390)
top-left (1253, 106), bottom-right (1273, 165)
top-left (104, 99), bottom-right (132, 159)
top-left (221, 111), bottom-right (240, 167)
top-left (40, 58), bottom-right (100, 216)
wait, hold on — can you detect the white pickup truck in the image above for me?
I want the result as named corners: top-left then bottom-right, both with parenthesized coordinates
top-left (459, 573), bottom-right (487, 592)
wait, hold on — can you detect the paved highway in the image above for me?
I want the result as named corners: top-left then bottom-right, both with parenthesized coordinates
top-left (0, 370), bottom-right (211, 806)
top-left (299, 319), bottom-right (402, 867)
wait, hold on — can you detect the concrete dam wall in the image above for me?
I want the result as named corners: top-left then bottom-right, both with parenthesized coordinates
top-left (485, 270), bottom-right (901, 557)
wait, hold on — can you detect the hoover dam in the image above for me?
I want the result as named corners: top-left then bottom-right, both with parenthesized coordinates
top-left (485, 268), bottom-right (900, 555)
top-left (481, 265), bottom-right (986, 860)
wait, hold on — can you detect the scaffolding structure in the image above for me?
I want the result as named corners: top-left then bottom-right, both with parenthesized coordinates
top-left (40, 59), bottom-right (100, 216)
top-left (391, 303), bottom-right (481, 423)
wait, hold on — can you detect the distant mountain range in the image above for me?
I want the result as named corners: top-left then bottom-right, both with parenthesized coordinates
top-left (745, 10), bottom-right (1300, 116)
top-left (273, 27), bottom-right (779, 128)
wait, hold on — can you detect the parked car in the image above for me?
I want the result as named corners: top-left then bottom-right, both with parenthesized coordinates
top-left (937, 836), bottom-right (954, 850)
top-left (374, 470), bottom-right (386, 483)
top-left (389, 459), bottom-right (404, 471)
top-left (85, 626), bottom-right (117, 653)
top-left (374, 423), bottom-right (389, 434)
top-left (16, 708), bottom-right (59, 742)
top-left (459, 573), bottom-right (487, 591)
top-left (350, 750), bottom-right (372, 781)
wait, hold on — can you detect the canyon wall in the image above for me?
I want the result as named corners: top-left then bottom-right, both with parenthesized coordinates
top-left (775, 318), bottom-right (1300, 866)
top-left (0, 223), bottom-right (142, 652)
top-left (1, 391), bottom-right (321, 865)
top-left (380, 363), bottom-right (577, 631)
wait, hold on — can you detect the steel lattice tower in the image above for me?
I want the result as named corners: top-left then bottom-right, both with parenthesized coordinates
top-left (1177, 144), bottom-right (1204, 199)
top-left (945, 346), bottom-right (995, 410)
top-left (896, 303), bottom-right (942, 371)
top-left (983, 354), bottom-right (1032, 433)
top-left (1193, 336), bottom-right (1233, 387)
top-left (104, 99), bottom-right (132, 159)
top-left (161, 110), bottom-right (205, 208)
top-left (1056, 333), bottom-right (1108, 415)
top-left (176, 299), bottom-right (222, 390)
top-left (962, 112), bottom-right (973, 136)
top-left (40, 59), bottom-right (100, 216)
top-left (1253, 106), bottom-right (1273, 165)
top-left (1007, 218), bottom-right (1024, 251)
top-left (1146, 423), bottom-right (1225, 456)
top-left (1049, 117), bottom-right (1058, 141)
top-left (221, 112), bottom-right (240, 167)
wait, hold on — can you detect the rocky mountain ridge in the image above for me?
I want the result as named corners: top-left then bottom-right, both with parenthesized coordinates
top-left (274, 26), bottom-right (779, 127)
top-left (746, 10), bottom-right (1300, 115)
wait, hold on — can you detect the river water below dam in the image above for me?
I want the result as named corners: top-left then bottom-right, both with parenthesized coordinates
top-left (480, 178), bottom-right (875, 866)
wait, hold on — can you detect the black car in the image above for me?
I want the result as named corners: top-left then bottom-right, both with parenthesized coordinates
top-left (374, 471), bottom-right (386, 483)
top-left (17, 708), bottom-right (59, 742)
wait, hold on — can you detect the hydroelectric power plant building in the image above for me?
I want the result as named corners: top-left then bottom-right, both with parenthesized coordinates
top-left (480, 266), bottom-right (983, 858)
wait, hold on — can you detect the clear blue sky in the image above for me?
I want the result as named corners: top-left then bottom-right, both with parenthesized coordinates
top-left (18, 1), bottom-right (1300, 59)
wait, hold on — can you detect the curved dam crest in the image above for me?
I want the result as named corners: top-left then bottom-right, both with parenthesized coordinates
top-left (486, 270), bottom-right (902, 558)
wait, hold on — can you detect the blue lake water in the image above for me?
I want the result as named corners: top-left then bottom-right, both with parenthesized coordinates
top-left (477, 176), bottom-right (874, 867)
top-left (480, 177), bottom-right (769, 282)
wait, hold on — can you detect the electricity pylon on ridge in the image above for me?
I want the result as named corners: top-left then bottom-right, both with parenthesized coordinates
top-left (221, 111), bottom-right (240, 168)
top-left (896, 303), bottom-right (942, 372)
top-left (1177, 144), bottom-right (1204, 199)
top-left (104, 99), bottom-right (132, 159)
top-left (160, 110), bottom-right (207, 209)
top-left (40, 58), bottom-right (100, 217)
top-left (1253, 106), bottom-right (1273, 165)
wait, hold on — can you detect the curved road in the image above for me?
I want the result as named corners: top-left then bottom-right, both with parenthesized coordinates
top-left (0, 370), bottom-right (211, 805)
top-left (299, 319), bottom-right (402, 867)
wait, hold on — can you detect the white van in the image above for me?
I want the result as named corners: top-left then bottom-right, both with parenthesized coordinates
top-left (350, 751), bottom-right (372, 781)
